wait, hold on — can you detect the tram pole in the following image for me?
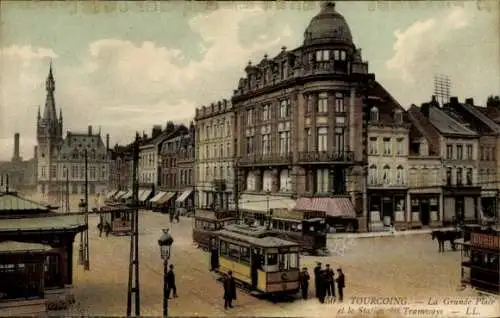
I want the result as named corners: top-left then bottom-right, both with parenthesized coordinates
top-left (84, 149), bottom-right (90, 271)
top-left (126, 132), bottom-right (141, 316)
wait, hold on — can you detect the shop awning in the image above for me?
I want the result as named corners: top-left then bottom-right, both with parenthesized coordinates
top-left (239, 194), bottom-right (296, 214)
top-left (121, 190), bottom-right (133, 200)
top-left (139, 189), bottom-right (152, 202)
top-left (294, 197), bottom-right (356, 218)
top-left (105, 190), bottom-right (119, 200)
top-left (157, 192), bottom-right (175, 205)
top-left (114, 191), bottom-right (127, 200)
top-left (176, 188), bottom-right (193, 203)
top-left (150, 191), bottom-right (166, 203)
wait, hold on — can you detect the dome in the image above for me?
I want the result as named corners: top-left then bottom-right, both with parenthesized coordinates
top-left (303, 2), bottom-right (353, 46)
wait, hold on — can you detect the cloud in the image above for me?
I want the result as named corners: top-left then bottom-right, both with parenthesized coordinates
top-left (385, 7), bottom-right (471, 83)
top-left (382, 6), bottom-right (498, 108)
top-left (0, 6), bottom-right (295, 160)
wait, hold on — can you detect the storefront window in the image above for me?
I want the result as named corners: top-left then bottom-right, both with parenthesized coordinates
top-left (411, 199), bottom-right (420, 213)
top-left (430, 198), bottom-right (439, 220)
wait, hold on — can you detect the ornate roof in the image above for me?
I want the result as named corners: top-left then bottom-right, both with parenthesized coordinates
top-left (57, 132), bottom-right (108, 161)
top-left (303, 2), bottom-right (353, 46)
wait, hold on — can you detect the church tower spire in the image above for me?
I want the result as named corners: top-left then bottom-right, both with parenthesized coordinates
top-left (43, 61), bottom-right (57, 122)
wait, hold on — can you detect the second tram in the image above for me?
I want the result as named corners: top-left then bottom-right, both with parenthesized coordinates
top-left (211, 224), bottom-right (300, 296)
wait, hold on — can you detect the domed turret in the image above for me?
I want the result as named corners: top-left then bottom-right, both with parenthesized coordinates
top-left (303, 2), bottom-right (353, 46)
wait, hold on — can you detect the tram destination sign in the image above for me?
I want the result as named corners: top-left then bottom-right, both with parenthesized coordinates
top-left (272, 208), bottom-right (303, 220)
top-left (470, 232), bottom-right (500, 250)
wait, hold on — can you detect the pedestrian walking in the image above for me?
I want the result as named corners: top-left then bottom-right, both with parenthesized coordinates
top-left (166, 264), bottom-right (178, 298)
top-left (223, 270), bottom-right (237, 309)
top-left (105, 222), bottom-right (111, 237)
top-left (336, 268), bottom-right (345, 302)
top-left (169, 211), bottom-right (174, 223)
top-left (97, 222), bottom-right (103, 237)
top-left (313, 261), bottom-right (322, 299)
top-left (325, 264), bottom-right (335, 297)
top-left (299, 267), bottom-right (310, 300)
top-left (175, 210), bottom-right (180, 223)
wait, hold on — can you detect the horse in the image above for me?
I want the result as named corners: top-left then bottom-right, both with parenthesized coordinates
top-left (431, 230), bottom-right (462, 252)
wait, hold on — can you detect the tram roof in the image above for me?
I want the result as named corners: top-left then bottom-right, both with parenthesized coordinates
top-left (195, 210), bottom-right (236, 221)
top-left (216, 228), bottom-right (299, 248)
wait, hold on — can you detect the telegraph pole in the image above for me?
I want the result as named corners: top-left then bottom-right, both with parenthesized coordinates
top-left (126, 132), bottom-right (140, 316)
top-left (66, 167), bottom-right (70, 213)
top-left (84, 149), bottom-right (90, 270)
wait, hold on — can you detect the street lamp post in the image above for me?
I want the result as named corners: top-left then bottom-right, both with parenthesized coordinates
top-left (158, 229), bottom-right (174, 318)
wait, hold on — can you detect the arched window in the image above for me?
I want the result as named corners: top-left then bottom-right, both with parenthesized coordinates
top-left (369, 165), bottom-right (377, 185)
top-left (394, 109), bottom-right (403, 124)
top-left (383, 165), bottom-right (390, 184)
top-left (370, 107), bottom-right (379, 122)
top-left (262, 170), bottom-right (273, 192)
top-left (280, 169), bottom-right (291, 192)
top-left (396, 165), bottom-right (404, 184)
top-left (246, 171), bottom-right (256, 191)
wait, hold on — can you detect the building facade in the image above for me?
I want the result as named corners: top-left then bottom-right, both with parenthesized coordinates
top-left (108, 143), bottom-right (134, 191)
top-left (420, 99), bottom-right (481, 224)
top-left (159, 124), bottom-right (194, 212)
top-left (138, 125), bottom-right (171, 189)
top-left (36, 65), bottom-right (110, 203)
top-left (232, 2), bottom-right (371, 225)
top-left (442, 98), bottom-right (500, 219)
top-left (366, 83), bottom-right (411, 230)
top-left (194, 99), bottom-right (235, 210)
top-left (407, 105), bottom-right (444, 228)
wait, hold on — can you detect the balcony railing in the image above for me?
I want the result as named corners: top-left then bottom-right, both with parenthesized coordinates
top-left (298, 150), bottom-right (354, 164)
top-left (239, 152), bottom-right (293, 166)
top-left (303, 61), bottom-right (349, 76)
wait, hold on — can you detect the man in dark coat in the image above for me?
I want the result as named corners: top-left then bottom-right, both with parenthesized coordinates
top-left (325, 264), bottom-right (335, 297)
top-left (299, 267), bottom-right (310, 300)
top-left (317, 269), bottom-right (327, 303)
top-left (336, 268), bottom-right (345, 302)
top-left (166, 264), bottom-right (178, 298)
top-left (313, 262), bottom-right (322, 298)
top-left (223, 270), bottom-right (237, 309)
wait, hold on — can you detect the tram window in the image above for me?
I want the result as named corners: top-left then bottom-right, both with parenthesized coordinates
top-left (228, 243), bottom-right (241, 260)
top-left (267, 253), bottom-right (278, 266)
top-left (284, 223), bottom-right (290, 231)
top-left (220, 241), bottom-right (228, 256)
top-left (278, 254), bottom-right (286, 269)
top-left (272, 220), bottom-right (277, 228)
top-left (208, 222), bottom-right (216, 230)
top-left (240, 247), bottom-right (250, 264)
top-left (288, 253), bottom-right (299, 268)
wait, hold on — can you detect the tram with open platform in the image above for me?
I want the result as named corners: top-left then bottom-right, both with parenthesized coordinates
top-left (210, 224), bottom-right (300, 296)
top-left (192, 210), bottom-right (238, 250)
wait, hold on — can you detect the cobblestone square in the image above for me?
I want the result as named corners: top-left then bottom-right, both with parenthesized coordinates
top-left (55, 211), bottom-right (477, 316)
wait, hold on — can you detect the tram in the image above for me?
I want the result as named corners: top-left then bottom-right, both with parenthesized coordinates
top-left (99, 204), bottom-right (132, 236)
top-left (460, 225), bottom-right (499, 295)
top-left (211, 224), bottom-right (300, 296)
top-left (238, 208), bottom-right (328, 255)
top-left (192, 210), bottom-right (238, 250)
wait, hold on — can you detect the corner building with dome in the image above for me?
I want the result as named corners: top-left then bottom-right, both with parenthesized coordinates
top-left (231, 2), bottom-right (400, 231)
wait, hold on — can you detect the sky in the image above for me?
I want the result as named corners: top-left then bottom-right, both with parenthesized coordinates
top-left (0, 1), bottom-right (499, 161)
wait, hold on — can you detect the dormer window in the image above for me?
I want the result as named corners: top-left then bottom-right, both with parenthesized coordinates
top-left (394, 110), bottom-right (403, 124)
top-left (370, 107), bottom-right (379, 122)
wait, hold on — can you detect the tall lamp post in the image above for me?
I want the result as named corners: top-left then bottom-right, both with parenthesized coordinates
top-left (158, 229), bottom-right (174, 318)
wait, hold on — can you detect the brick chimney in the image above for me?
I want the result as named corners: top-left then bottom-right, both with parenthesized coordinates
top-left (88, 125), bottom-right (93, 136)
top-left (465, 98), bottom-right (474, 105)
top-left (12, 132), bottom-right (21, 162)
top-left (450, 97), bottom-right (459, 105)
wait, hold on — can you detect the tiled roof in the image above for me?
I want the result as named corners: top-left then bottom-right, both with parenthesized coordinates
top-left (428, 106), bottom-right (477, 136)
top-left (0, 192), bottom-right (52, 212)
top-left (463, 105), bottom-right (500, 133)
top-left (370, 81), bottom-right (410, 125)
top-left (407, 105), bottom-right (441, 156)
top-left (58, 133), bottom-right (108, 160)
top-left (0, 214), bottom-right (86, 232)
top-left (0, 241), bottom-right (52, 254)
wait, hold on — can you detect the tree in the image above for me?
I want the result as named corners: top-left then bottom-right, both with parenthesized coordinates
top-left (486, 95), bottom-right (500, 108)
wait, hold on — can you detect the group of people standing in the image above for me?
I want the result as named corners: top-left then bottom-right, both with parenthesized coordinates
top-left (299, 262), bottom-right (345, 303)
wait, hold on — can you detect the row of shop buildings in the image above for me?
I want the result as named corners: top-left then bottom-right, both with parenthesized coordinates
top-left (107, 2), bottom-right (500, 231)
